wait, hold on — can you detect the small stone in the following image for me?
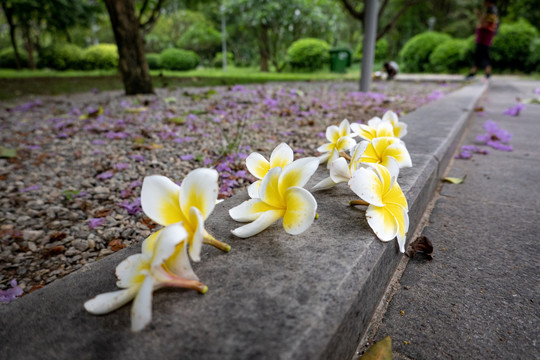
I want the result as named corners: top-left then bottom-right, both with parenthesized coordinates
top-left (98, 249), bottom-right (114, 257)
top-left (23, 230), bottom-right (44, 242)
top-left (64, 247), bottom-right (78, 257)
top-left (87, 239), bottom-right (95, 250)
top-left (94, 186), bottom-right (109, 194)
top-left (72, 239), bottom-right (89, 252)
top-left (28, 242), bottom-right (37, 252)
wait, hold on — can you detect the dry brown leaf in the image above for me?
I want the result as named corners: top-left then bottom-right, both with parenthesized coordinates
top-left (406, 235), bottom-right (433, 260)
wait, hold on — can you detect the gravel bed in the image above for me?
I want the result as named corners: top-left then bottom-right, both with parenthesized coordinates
top-left (0, 80), bottom-right (457, 298)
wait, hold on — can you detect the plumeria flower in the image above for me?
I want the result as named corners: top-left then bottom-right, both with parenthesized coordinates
top-left (141, 168), bottom-right (230, 261)
top-left (245, 143), bottom-right (294, 198)
top-left (351, 111), bottom-right (408, 141)
top-left (357, 138), bottom-right (412, 169)
top-left (230, 158), bottom-right (319, 238)
top-left (317, 119), bottom-right (357, 168)
top-left (84, 223), bottom-right (207, 332)
top-left (349, 158), bottom-right (409, 253)
top-left (312, 142), bottom-right (368, 191)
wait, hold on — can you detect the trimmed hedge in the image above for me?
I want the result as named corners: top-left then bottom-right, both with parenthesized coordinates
top-left (429, 38), bottom-right (468, 73)
top-left (82, 44), bottom-right (118, 70)
top-left (491, 19), bottom-right (538, 71)
top-left (177, 23), bottom-right (221, 61)
top-left (38, 43), bottom-right (84, 70)
top-left (160, 48), bottom-right (200, 71)
top-left (146, 53), bottom-right (162, 70)
top-left (399, 32), bottom-right (452, 72)
top-left (0, 48), bottom-right (27, 69)
top-left (286, 38), bottom-right (331, 72)
top-left (355, 38), bottom-right (389, 62)
top-left (213, 51), bottom-right (234, 68)
top-left (528, 38), bottom-right (540, 73)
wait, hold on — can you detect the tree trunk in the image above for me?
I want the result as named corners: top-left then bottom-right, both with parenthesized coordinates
top-left (103, 0), bottom-right (153, 95)
top-left (2, 2), bottom-right (22, 69)
top-left (22, 24), bottom-right (35, 70)
top-left (259, 26), bottom-right (270, 72)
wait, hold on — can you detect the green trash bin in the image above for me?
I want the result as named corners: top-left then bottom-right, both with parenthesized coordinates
top-left (329, 49), bottom-right (352, 73)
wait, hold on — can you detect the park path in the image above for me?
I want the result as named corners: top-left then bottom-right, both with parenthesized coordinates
top-left (371, 77), bottom-right (540, 359)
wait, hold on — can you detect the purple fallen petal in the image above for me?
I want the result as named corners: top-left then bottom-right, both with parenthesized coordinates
top-left (88, 217), bottom-right (106, 229)
top-left (96, 171), bottom-right (114, 180)
top-left (19, 185), bottom-right (41, 193)
top-left (0, 279), bottom-right (23, 303)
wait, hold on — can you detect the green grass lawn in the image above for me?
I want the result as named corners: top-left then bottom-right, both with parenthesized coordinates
top-left (0, 66), bottom-right (362, 100)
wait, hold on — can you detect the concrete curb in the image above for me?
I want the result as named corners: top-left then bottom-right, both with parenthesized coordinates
top-left (0, 82), bottom-right (487, 360)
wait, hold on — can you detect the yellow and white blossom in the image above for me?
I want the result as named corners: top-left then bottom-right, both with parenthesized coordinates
top-left (230, 157), bottom-right (319, 237)
top-left (351, 110), bottom-right (407, 141)
top-left (246, 142), bottom-right (294, 198)
top-left (349, 159), bottom-right (409, 252)
top-left (84, 223), bottom-right (207, 332)
top-left (357, 137), bottom-right (412, 169)
top-left (141, 168), bottom-right (228, 262)
top-left (317, 119), bottom-right (357, 168)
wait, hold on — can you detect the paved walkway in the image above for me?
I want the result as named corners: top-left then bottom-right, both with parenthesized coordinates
top-left (372, 78), bottom-right (540, 359)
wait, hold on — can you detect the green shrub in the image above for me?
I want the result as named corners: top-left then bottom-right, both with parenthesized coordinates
top-left (460, 35), bottom-right (476, 69)
top-left (82, 44), bottom-right (118, 70)
top-left (146, 53), bottom-right (162, 70)
top-left (177, 23), bottom-right (221, 62)
top-left (0, 48), bottom-right (27, 68)
top-left (355, 38), bottom-right (389, 62)
top-left (160, 48), bottom-right (200, 71)
top-left (38, 43), bottom-right (84, 70)
top-left (527, 38), bottom-right (540, 73)
top-left (429, 38), bottom-right (468, 73)
top-left (213, 51), bottom-right (234, 68)
top-left (491, 19), bottom-right (539, 71)
top-left (286, 38), bottom-right (331, 72)
top-left (399, 32), bottom-right (452, 72)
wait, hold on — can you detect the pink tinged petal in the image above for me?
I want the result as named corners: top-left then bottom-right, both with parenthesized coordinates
top-left (151, 223), bottom-right (188, 268)
top-left (141, 175), bottom-right (183, 226)
top-left (131, 275), bottom-right (154, 332)
top-left (165, 241), bottom-right (199, 281)
top-left (330, 157), bottom-right (351, 184)
top-left (247, 181), bottom-right (260, 198)
top-left (84, 287), bottom-right (138, 315)
top-left (312, 176), bottom-right (337, 191)
top-left (246, 152), bottom-right (270, 179)
top-left (116, 254), bottom-right (148, 288)
top-left (187, 207), bottom-right (204, 262)
top-left (283, 187), bottom-right (317, 235)
top-left (269, 143), bottom-right (294, 168)
top-left (349, 167), bottom-right (384, 207)
top-left (231, 209), bottom-right (285, 238)
top-left (259, 167), bottom-right (284, 208)
top-left (229, 198), bottom-right (277, 222)
top-left (278, 157), bottom-right (319, 196)
top-left (326, 125), bottom-right (340, 143)
top-left (366, 205), bottom-right (399, 242)
top-left (180, 168), bottom-right (219, 220)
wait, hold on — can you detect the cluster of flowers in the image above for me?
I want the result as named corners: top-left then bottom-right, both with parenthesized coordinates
top-left (455, 119), bottom-right (513, 159)
top-left (85, 111), bottom-right (412, 331)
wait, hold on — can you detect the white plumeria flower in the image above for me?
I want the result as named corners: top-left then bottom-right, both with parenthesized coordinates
top-left (357, 137), bottom-right (412, 169)
top-left (141, 168), bottom-right (228, 262)
top-left (246, 143), bottom-right (294, 198)
top-left (349, 158), bottom-right (409, 253)
top-left (317, 119), bottom-right (357, 168)
top-left (351, 110), bottom-right (408, 141)
top-left (230, 157), bottom-right (319, 237)
top-left (84, 223), bottom-right (207, 332)
top-left (312, 142), bottom-right (368, 191)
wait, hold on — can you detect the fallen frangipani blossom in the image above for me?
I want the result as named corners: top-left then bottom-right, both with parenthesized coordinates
top-left (317, 119), bottom-right (357, 168)
top-left (350, 110), bottom-right (408, 141)
top-left (141, 168), bottom-right (230, 260)
top-left (84, 223), bottom-right (207, 332)
top-left (230, 157), bottom-right (319, 238)
top-left (349, 159), bottom-right (409, 253)
top-left (245, 142), bottom-right (294, 198)
top-left (476, 120), bottom-right (513, 152)
top-left (356, 137), bottom-right (412, 169)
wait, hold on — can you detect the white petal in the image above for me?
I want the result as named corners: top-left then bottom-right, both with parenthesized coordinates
top-left (329, 157), bottom-right (351, 184)
top-left (311, 176), bottom-right (337, 191)
top-left (151, 223), bottom-right (188, 268)
top-left (349, 167), bottom-right (384, 207)
top-left (283, 187), bottom-right (317, 235)
top-left (269, 143), bottom-right (294, 168)
top-left (180, 168), bottom-right (218, 220)
top-left (317, 142), bottom-right (334, 153)
top-left (394, 122), bottom-right (407, 138)
top-left (187, 207), bottom-right (204, 262)
top-left (165, 241), bottom-right (198, 280)
top-left (247, 181), bottom-right (260, 198)
top-left (141, 230), bottom-right (161, 257)
top-left (367, 117), bottom-right (382, 128)
top-left (84, 287), bottom-right (138, 315)
top-left (336, 136), bottom-right (357, 152)
top-left (318, 152), bottom-right (330, 164)
top-left (229, 198), bottom-right (277, 222)
top-left (382, 110), bottom-right (398, 125)
top-left (231, 209), bottom-right (284, 238)
top-left (325, 148), bottom-right (340, 169)
top-left (258, 167), bottom-right (284, 208)
top-left (116, 254), bottom-right (148, 288)
top-left (383, 156), bottom-right (400, 187)
top-left (246, 152), bottom-right (269, 179)
top-left (382, 141), bottom-right (412, 168)
top-left (278, 157), bottom-right (319, 196)
top-left (366, 205), bottom-right (398, 242)
top-left (376, 122), bottom-right (395, 137)
top-left (141, 175), bottom-right (183, 226)
top-left (131, 275), bottom-right (154, 332)
top-left (326, 125), bottom-right (340, 143)
top-left (338, 119), bottom-right (351, 136)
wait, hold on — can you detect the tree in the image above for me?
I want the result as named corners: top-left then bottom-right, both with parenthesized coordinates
top-left (103, 0), bottom-right (157, 95)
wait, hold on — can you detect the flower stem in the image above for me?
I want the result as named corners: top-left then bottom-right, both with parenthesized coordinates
top-left (204, 232), bottom-right (231, 252)
top-left (159, 266), bottom-right (208, 294)
top-left (349, 199), bottom-right (369, 206)
top-left (339, 152), bottom-right (351, 161)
